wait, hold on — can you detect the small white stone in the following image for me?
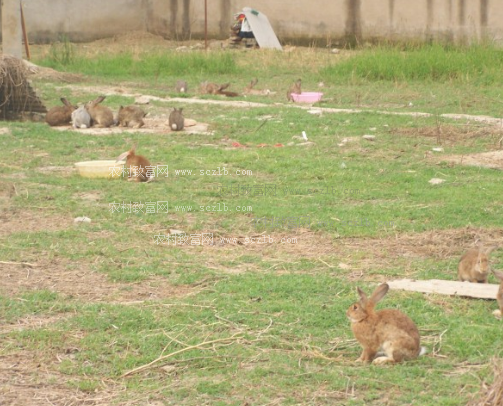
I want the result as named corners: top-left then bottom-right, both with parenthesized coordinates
top-left (428, 178), bottom-right (445, 185)
top-left (74, 216), bottom-right (91, 224)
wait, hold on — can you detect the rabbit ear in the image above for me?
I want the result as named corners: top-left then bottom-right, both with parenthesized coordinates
top-left (484, 246), bottom-right (498, 255)
top-left (93, 95), bottom-right (106, 104)
top-left (494, 270), bottom-right (503, 281)
top-left (369, 283), bottom-right (390, 305)
top-left (60, 97), bottom-right (70, 106)
top-left (116, 150), bottom-right (131, 162)
top-left (357, 287), bottom-right (368, 306)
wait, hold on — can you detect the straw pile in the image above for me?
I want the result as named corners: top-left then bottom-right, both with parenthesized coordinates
top-left (0, 54), bottom-right (46, 119)
top-left (467, 360), bottom-right (503, 406)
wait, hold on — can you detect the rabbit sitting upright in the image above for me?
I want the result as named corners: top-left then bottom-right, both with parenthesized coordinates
top-left (84, 95), bottom-right (114, 128)
top-left (458, 246), bottom-right (497, 283)
top-left (347, 283), bottom-right (422, 364)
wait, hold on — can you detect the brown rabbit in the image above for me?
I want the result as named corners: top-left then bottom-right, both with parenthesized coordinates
top-left (45, 97), bottom-right (77, 126)
top-left (85, 96), bottom-right (114, 128)
top-left (347, 283), bottom-right (421, 364)
top-left (458, 246), bottom-right (497, 283)
top-left (493, 270), bottom-right (503, 318)
top-left (175, 80), bottom-right (188, 93)
top-left (287, 79), bottom-right (302, 101)
top-left (116, 145), bottom-right (153, 182)
top-left (118, 105), bottom-right (146, 128)
top-left (169, 108), bottom-right (185, 131)
top-left (243, 78), bottom-right (274, 96)
top-left (200, 81), bottom-right (239, 97)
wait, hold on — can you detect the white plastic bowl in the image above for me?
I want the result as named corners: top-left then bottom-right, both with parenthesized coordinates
top-left (74, 160), bottom-right (125, 179)
top-left (292, 92), bottom-right (323, 103)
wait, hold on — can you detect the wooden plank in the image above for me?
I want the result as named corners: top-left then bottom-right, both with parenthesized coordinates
top-left (387, 279), bottom-right (499, 300)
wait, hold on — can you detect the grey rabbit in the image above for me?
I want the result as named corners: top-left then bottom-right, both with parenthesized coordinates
top-left (45, 97), bottom-right (77, 126)
top-left (175, 80), bottom-right (188, 93)
top-left (169, 108), bottom-right (185, 131)
top-left (71, 105), bottom-right (91, 129)
top-left (84, 95), bottom-right (114, 128)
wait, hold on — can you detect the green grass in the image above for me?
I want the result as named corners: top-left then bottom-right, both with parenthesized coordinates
top-left (1, 42), bottom-right (503, 405)
top-left (37, 51), bottom-right (238, 79)
top-left (321, 43), bottom-right (503, 84)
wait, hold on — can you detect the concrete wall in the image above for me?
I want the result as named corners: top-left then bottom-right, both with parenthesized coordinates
top-left (9, 0), bottom-right (503, 45)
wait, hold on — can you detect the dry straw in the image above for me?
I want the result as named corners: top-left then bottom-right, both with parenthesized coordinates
top-left (467, 359), bottom-right (503, 406)
top-left (0, 54), bottom-right (46, 118)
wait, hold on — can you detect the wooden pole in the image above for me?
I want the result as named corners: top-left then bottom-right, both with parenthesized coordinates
top-left (204, 0), bottom-right (208, 51)
top-left (20, 1), bottom-right (30, 60)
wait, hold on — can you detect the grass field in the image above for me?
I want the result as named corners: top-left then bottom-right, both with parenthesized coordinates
top-left (1, 34), bottom-right (503, 405)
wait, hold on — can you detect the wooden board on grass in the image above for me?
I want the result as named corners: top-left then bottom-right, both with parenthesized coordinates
top-left (388, 279), bottom-right (499, 299)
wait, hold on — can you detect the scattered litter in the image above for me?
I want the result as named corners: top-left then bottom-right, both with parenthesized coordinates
top-left (369, 127), bottom-right (377, 131)
top-left (340, 162), bottom-right (347, 169)
top-left (331, 48), bottom-right (340, 54)
top-left (362, 135), bottom-right (376, 141)
top-left (232, 142), bottom-right (247, 148)
top-left (432, 147), bottom-right (444, 152)
top-left (302, 131), bottom-right (308, 141)
top-left (408, 102), bottom-right (413, 107)
top-left (169, 229), bottom-right (185, 235)
top-left (257, 143), bottom-right (268, 148)
top-left (292, 135), bottom-right (303, 140)
top-left (74, 216), bottom-right (91, 224)
top-left (318, 82), bottom-right (325, 87)
top-left (307, 109), bottom-right (322, 115)
top-left (428, 178), bottom-right (445, 185)
top-left (274, 143), bottom-right (284, 147)
top-left (287, 142), bottom-right (295, 146)
top-left (296, 142), bottom-right (314, 147)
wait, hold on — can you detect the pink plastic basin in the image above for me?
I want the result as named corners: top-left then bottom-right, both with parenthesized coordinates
top-left (292, 92), bottom-right (323, 103)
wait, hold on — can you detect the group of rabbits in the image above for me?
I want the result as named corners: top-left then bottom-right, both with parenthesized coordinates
top-left (348, 245), bottom-right (501, 365)
top-left (45, 96), bottom-right (147, 129)
top-left (45, 96), bottom-right (186, 132)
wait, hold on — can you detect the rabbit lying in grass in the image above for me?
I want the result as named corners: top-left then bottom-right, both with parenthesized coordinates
top-left (347, 283), bottom-right (423, 364)
top-left (458, 246), bottom-right (497, 283)
top-left (85, 96), bottom-right (114, 128)
top-left (45, 97), bottom-right (77, 126)
top-left (200, 81), bottom-right (239, 97)
top-left (243, 78), bottom-right (274, 96)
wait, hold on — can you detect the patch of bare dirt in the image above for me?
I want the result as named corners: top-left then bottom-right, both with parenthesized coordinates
top-left (392, 124), bottom-right (503, 146)
top-left (0, 258), bottom-right (193, 303)
top-left (0, 353), bottom-right (122, 406)
top-left (52, 116), bottom-right (210, 135)
top-left (37, 166), bottom-right (75, 176)
top-left (439, 150), bottom-right (503, 170)
top-left (0, 209), bottom-right (70, 237)
top-left (158, 227), bottom-right (503, 275)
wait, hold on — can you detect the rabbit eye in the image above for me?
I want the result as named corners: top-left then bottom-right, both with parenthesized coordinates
top-left (353, 305), bottom-right (358, 310)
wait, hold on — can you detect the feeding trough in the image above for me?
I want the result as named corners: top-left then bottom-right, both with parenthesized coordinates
top-left (74, 160), bottom-right (125, 179)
